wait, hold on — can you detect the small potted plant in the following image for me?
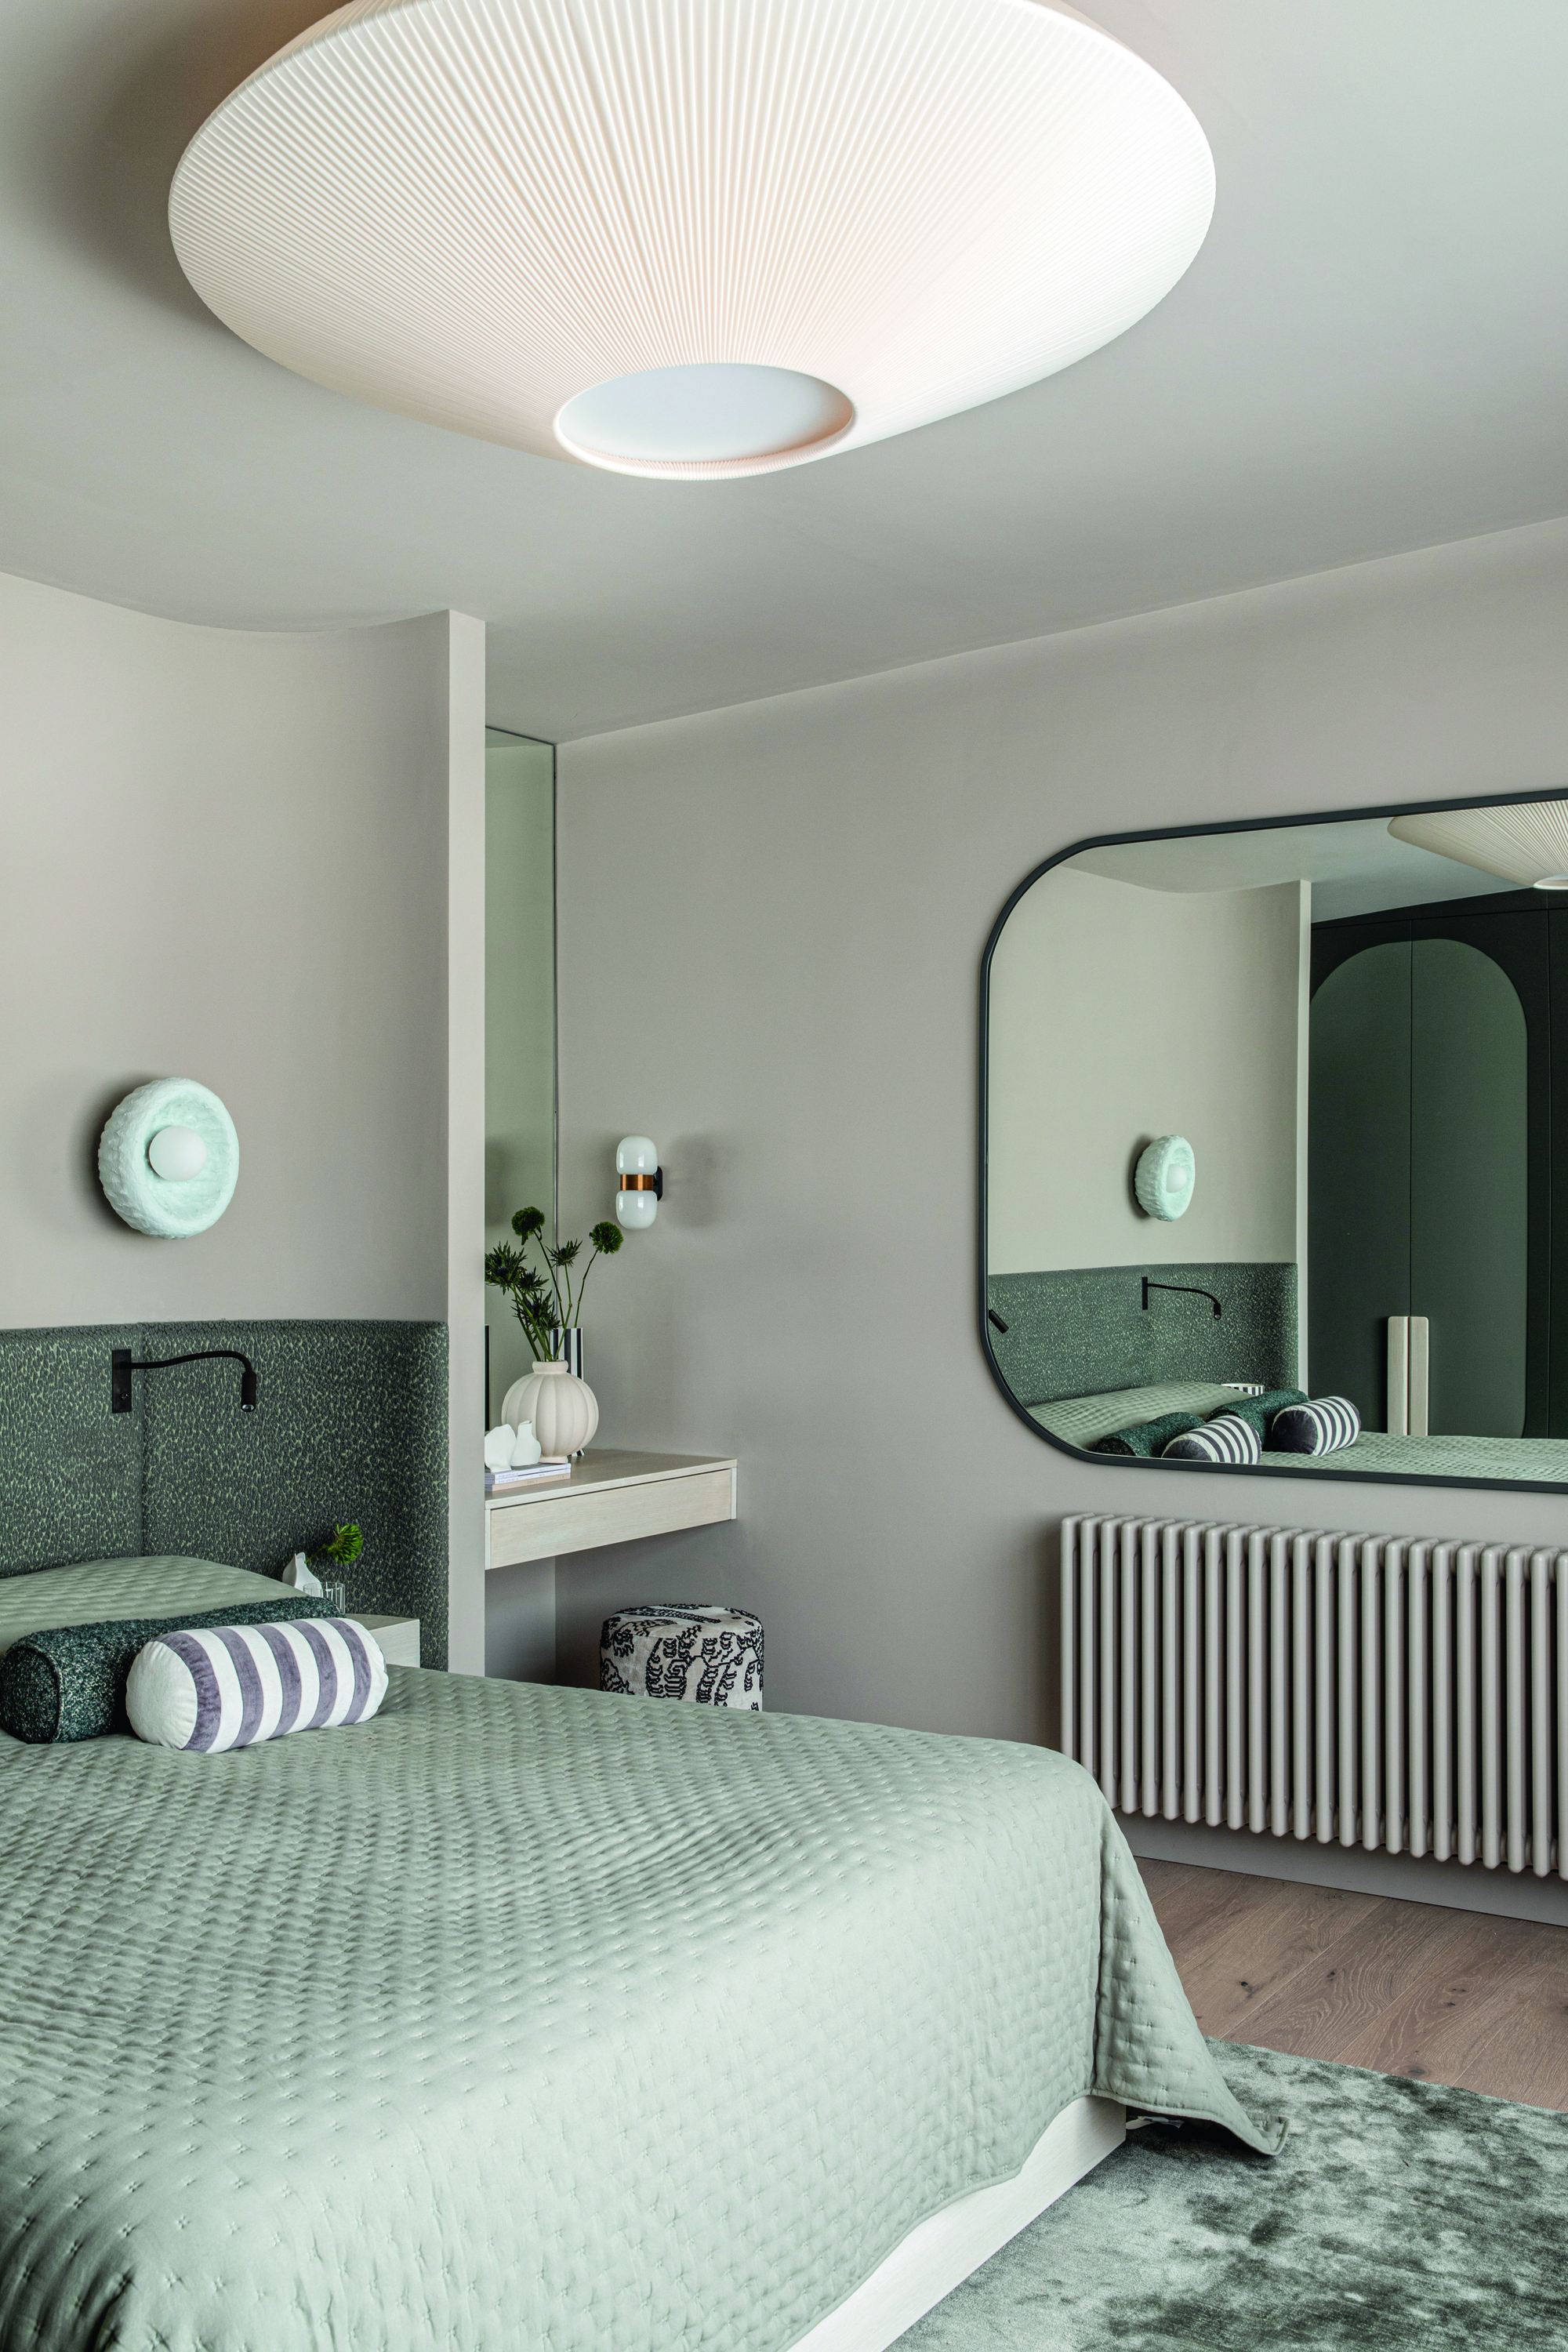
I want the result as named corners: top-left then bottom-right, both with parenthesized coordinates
top-left (312, 1522), bottom-right (362, 1613)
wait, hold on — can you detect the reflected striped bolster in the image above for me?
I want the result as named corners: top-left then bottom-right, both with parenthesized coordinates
top-left (1160, 1410), bottom-right (1262, 1465)
top-left (125, 1617), bottom-right (388, 1752)
top-left (1268, 1395), bottom-right (1361, 1456)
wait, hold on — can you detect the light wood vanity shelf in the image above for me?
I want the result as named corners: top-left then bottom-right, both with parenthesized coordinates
top-left (485, 1450), bottom-right (738, 1570)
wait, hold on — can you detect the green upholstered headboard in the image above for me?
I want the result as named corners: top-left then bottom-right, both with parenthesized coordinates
top-left (0, 1321), bottom-right (449, 1669)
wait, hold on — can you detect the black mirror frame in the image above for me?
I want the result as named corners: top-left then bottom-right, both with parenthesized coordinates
top-left (978, 783), bottom-right (1568, 1495)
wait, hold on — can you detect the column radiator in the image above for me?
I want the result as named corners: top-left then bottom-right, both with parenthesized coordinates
top-left (1062, 1515), bottom-right (1566, 1879)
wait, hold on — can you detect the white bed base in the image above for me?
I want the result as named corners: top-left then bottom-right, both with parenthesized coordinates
top-left (787, 2096), bottom-right (1126, 2352)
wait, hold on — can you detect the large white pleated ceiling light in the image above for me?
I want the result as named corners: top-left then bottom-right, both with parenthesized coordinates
top-left (169, 0), bottom-right (1214, 482)
top-left (1388, 804), bottom-right (1568, 890)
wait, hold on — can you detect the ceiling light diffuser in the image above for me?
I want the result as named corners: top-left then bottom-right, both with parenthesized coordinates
top-left (169, 0), bottom-right (1214, 483)
top-left (1388, 804), bottom-right (1568, 890)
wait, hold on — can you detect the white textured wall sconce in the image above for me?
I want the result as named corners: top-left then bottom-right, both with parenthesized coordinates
top-left (615, 1138), bottom-right (662, 1231)
top-left (1134, 1134), bottom-right (1196, 1221)
top-left (98, 1078), bottom-right (239, 1238)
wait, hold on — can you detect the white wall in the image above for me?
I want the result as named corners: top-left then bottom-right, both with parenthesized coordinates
top-left (987, 869), bottom-right (1304, 1274)
top-left (0, 573), bottom-right (487, 1671)
top-left (555, 513), bottom-right (1568, 1780)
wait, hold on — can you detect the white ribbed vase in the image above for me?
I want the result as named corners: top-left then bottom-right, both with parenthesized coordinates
top-left (502, 1363), bottom-right (598, 1462)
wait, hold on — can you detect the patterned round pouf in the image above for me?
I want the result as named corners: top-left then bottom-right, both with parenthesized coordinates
top-left (600, 1604), bottom-right (764, 1711)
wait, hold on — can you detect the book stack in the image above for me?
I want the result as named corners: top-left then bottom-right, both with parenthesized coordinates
top-left (485, 1460), bottom-right (572, 1494)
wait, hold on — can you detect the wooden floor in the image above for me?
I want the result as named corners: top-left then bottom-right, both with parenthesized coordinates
top-left (1139, 1858), bottom-right (1568, 2111)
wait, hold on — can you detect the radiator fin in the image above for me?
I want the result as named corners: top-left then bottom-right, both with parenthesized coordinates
top-left (1062, 1517), bottom-right (1564, 1879)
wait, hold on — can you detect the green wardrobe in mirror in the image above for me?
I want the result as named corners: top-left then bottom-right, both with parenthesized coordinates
top-left (1309, 895), bottom-right (1548, 1438)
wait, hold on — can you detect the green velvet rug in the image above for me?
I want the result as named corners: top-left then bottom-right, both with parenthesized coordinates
top-left (901, 2042), bottom-right (1567, 2350)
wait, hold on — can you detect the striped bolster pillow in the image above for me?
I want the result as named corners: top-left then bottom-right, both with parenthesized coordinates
top-left (125, 1617), bottom-right (387, 1753)
top-left (1267, 1395), bottom-right (1361, 1455)
top-left (1160, 1410), bottom-right (1262, 1465)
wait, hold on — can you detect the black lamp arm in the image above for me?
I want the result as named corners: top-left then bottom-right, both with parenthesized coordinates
top-left (1141, 1277), bottom-right (1222, 1319)
top-left (111, 1347), bottom-right (259, 1414)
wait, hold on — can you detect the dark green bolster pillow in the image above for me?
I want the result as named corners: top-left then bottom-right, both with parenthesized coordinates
top-left (0, 1595), bottom-right (336, 1745)
top-left (1095, 1410), bottom-right (1205, 1457)
top-left (1209, 1388), bottom-right (1306, 1442)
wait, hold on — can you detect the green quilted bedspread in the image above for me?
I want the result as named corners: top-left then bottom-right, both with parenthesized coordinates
top-left (0, 1657), bottom-right (1279, 2350)
top-left (0, 1555), bottom-right (287, 1650)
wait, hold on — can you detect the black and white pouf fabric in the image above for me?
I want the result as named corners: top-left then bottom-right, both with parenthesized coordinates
top-left (600, 1604), bottom-right (764, 1711)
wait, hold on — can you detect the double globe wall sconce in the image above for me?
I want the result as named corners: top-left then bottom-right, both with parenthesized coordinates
top-left (615, 1138), bottom-right (662, 1231)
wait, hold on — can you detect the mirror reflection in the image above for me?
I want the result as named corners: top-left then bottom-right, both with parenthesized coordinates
top-left (983, 799), bottom-right (1568, 1484)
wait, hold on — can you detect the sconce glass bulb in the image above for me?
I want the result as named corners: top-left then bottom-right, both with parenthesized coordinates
top-left (615, 1136), bottom-right (659, 1227)
top-left (147, 1124), bottom-right (209, 1182)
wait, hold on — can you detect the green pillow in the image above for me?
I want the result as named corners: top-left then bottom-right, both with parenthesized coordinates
top-left (0, 1595), bottom-right (335, 1745)
top-left (1094, 1410), bottom-right (1205, 1457)
top-left (1212, 1387), bottom-right (1307, 1442)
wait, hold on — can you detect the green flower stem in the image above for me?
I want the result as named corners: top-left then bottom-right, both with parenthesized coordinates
top-left (486, 1206), bottom-right (621, 1369)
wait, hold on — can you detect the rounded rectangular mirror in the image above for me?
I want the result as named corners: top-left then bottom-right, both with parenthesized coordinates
top-left (981, 794), bottom-right (1568, 1489)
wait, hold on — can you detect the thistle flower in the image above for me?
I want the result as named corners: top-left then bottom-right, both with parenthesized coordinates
top-left (486, 1201), bottom-right (625, 1338)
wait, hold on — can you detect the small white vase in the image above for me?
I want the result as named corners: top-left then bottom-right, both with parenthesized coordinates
top-left (501, 1362), bottom-right (598, 1461)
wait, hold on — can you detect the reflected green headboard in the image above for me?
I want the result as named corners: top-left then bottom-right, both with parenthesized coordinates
top-left (987, 1263), bottom-right (1298, 1409)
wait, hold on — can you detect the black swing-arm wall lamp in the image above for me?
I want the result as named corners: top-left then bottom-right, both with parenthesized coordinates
top-left (1141, 1276), bottom-right (1222, 1319)
top-left (111, 1347), bottom-right (259, 1415)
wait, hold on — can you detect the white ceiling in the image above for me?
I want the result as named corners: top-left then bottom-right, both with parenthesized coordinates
top-left (3, 0), bottom-right (1568, 742)
top-left (1070, 815), bottom-right (1528, 921)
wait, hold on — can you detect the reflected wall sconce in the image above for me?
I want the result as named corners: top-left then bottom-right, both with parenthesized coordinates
top-left (615, 1137), bottom-right (663, 1231)
top-left (1134, 1134), bottom-right (1196, 1221)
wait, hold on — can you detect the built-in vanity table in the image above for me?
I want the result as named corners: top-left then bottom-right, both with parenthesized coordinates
top-left (484, 1450), bottom-right (739, 1683)
top-left (486, 1450), bottom-right (738, 1566)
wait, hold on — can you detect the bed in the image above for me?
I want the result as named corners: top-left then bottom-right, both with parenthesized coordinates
top-left (0, 1555), bottom-right (1275, 2352)
top-left (1030, 1383), bottom-right (1568, 1479)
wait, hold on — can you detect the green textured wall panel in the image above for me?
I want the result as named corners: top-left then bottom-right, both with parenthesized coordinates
top-left (0, 1321), bottom-right (449, 1669)
top-left (0, 1326), bottom-right (143, 1568)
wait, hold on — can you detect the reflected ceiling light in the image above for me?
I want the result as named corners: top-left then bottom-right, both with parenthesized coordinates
top-left (169, 0), bottom-right (1214, 483)
top-left (1388, 804), bottom-right (1568, 891)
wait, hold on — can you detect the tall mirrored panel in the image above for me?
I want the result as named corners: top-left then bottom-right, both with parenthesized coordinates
top-left (982, 799), bottom-right (1568, 1486)
top-left (485, 728), bottom-right (557, 1408)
